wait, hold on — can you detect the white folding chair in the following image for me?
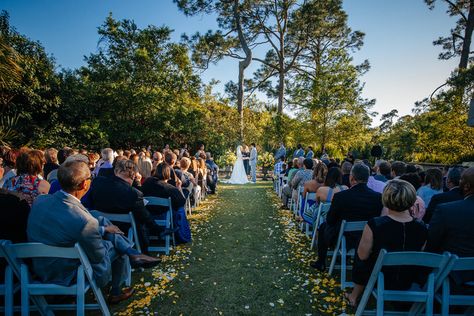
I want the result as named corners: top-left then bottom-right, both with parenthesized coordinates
top-left (328, 220), bottom-right (367, 289)
top-left (310, 202), bottom-right (331, 250)
top-left (3, 241), bottom-right (110, 316)
top-left (144, 196), bottom-right (175, 255)
top-left (355, 250), bottom-right (451, 316)
top-left (88, 210), bottom-right (140, 287)
top-left (436, 255), bottom-right (474, 316)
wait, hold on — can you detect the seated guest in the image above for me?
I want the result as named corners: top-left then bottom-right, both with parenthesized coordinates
top-left (281, 157), bottom-right (304, 207)
top-left (311, 163), bottom-right (383, 271)
top-left (345, 179), bottom-right (428, 306)
top-left (49, 154), bottom-right (90, 195)
top-left (3, 149), bottom-right (50, 206)
top-left (316, 167), bottom-right (348, 204)
top-left (152, 151), bottom-right (163, 172)
top-left (395, 173), bottom-right (426, 219)
top-left (180, 157), bottom-right (197, 198)
top-left (137, 151), bottom-right (152, 179)
top-left (43, 148), bottom-right (59, 179)
top-left (0, 148), bottom-right (20, 187)
top-left (390, 161), bottom-right (407, 179)
top-left (423, 166), bottom-right (464, 223)
top-left (417, 168), bottom-right (443, 206)
top-left (426, 167), bottom-right (474, 258)
top-left (196, 157), bottom-right (207, 194)
top-left (426, 167), bottom-right (474, 288)
top-left (0, 188), bottom-right (29, 243)
top-left (47, 147), bottom-right (75, 183)
top-left (88, 152), bottom-right (100, 171)
top-left (142, 164), bottom-right (191, 244)
top-left (303, 161), bottom-right (328, 198)
top-left (291, 158), bottom-right (314, 193)
top-left (373, 160), bottom-right (391, 183)
top-left (88, 159), bottom-right (158, 252)
top-left (141, 164), bottom-right (186, 214)
top-left (95, 148), bottom-right (115, 178)
top-left (28, 160), bottom-right (160, 303)
top-left (164, 152), bottom-right (183, 188)
top-left (205, 152), bottom-right (219, 194)
top-left (0, 189), bottom-right (30, 283)
top-left (284, 160), bottom-right (294, 177)
top-left (341, 161), bottom-right (352, 187)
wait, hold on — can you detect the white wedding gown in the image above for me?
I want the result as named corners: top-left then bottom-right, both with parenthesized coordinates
top-left (224, 147), bottom-right (249, 184)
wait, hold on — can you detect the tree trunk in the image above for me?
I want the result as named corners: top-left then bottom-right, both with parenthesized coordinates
top-left (459, 1), bottom-right (474, 69)
top-left (234, 0), bottom-right (252, 141)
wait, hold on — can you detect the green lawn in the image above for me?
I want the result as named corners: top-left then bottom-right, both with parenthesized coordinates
top-left (113, 182), bottom-right (346, 315)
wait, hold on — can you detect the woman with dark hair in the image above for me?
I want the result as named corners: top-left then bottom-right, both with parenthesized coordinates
top-left (316, 167), bottom-right (348, 203)
top-left (141, 163), bottom-right (186, 214)
top-left (3, 149), bottom-right (50, 206)
top-left (0, 148), bottom-right (20, 187)
top-left (345, 179), bottom-right (427, 307)
top-left (417, 168), bottom-right (443, 206)
top-left (141, 163), bottom-right (191, 243)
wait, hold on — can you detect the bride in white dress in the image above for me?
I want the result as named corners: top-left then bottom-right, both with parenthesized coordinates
top-left (223, 145), bottom-right (249, 184)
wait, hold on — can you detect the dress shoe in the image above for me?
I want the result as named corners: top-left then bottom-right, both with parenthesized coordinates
top-left (310, 260), bottom-right (326, 272)
top-left (108, 287), bottom-right (134, 304)
top-left (129, 253), bottom-right (161, 269)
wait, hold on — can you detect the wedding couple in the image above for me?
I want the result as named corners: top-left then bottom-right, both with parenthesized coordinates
top-left (225, 143), bottom-right (257, 184)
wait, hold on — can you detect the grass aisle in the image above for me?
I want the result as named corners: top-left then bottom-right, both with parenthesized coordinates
top-left (114, 182), bottom-right (346, 315)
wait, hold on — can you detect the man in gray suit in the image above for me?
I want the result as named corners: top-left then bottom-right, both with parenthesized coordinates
top-left (250, 143), bottom-right (258, 183)
top-left (28, 160), bottom-right (160, 304)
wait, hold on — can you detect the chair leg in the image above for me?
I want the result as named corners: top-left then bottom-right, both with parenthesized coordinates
top-left (20, 265), bottom-right (29, 316)
top-left (5, 266), bottom-right (13, 316)
top-left (376, 274), bottom-right (384, 316)
top-left (77, 266), bottom-right (85, 316)
top-left (310, 228), bottom-right (317, 250)
top-left (426, 274), bottom-right (435, 316)
top-left (125, 257), bottom-right (132, 287)
top-left (341, 240), bottom-right (347, 290)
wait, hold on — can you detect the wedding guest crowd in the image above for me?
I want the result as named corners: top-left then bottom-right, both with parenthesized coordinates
top-left (0, 143), bottom-right (218, 305)
top-left (274, 143), bottom-right (474, 311)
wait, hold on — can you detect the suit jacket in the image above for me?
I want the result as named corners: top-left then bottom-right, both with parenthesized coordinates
top-left (423, 187), bottom-right (463, 223)
top-left (88, 175), bottom-right (155, 227)
top-left (0, 189), bottom-right (30, 243)
top-left (27, 191), bottom-right (111, 287)
top-left (250, 147), bottom-right (257, 164)
top-left (275, 147), bottom-right (286, 160)
top-left (425, 196), bottom-right (474, 284)
top-left (326, 183), bottom-right (383, 227)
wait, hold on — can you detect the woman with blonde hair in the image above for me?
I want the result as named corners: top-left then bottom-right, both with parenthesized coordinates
top-left (303, 161), bottom-right (328, 198)
top-left (345, 179), bottom-right (427, 307)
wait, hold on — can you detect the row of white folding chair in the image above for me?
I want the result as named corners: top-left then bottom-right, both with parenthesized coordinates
top-left (0, 239), bottom-right (110, 316)
top-left (355, 251), bottom-right (474, 316)
top-left (356, 250), bottom-right (452, 316)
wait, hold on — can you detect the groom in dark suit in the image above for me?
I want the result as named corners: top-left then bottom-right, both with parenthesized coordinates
top-left (311, 163), bottom-right (383, 271)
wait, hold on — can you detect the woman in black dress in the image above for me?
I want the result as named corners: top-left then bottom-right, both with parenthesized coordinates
top-left (345, 179), bottom-right (428, 307)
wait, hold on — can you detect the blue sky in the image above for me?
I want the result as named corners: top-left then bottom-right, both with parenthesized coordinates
top-left (1, 0), bottom-right (459, 124)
